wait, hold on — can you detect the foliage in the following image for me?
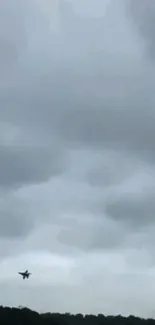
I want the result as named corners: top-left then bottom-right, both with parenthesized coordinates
top-left (0, 306), bottom-right (155, 325)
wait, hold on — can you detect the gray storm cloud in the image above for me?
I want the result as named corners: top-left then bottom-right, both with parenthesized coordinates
top-left (0, 145), bottom-right (66, 189)
top-left (127, 0), bottom-right (155, 59)
top-left (0, 191), bottom-right (39, 240)
top-left (1, 0), bottom-right (154, 162)
top-left (106, 193), bottom-right (155, 229)
top-left (0, 0), bottom-right (153, 241)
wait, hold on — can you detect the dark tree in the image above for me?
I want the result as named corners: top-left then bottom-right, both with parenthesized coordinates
top-left (0, 306), bottom-right (155, 325)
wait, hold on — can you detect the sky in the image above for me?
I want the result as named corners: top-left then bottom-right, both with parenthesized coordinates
top-left (1, 0), bottom-right (155, 318)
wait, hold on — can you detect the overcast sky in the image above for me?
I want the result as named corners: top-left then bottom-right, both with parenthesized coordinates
top-left (1, 0), bottom-right (155, 318)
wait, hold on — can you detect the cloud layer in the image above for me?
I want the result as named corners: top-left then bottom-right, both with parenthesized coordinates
top-left (0, 0), bottom-right (155, 318)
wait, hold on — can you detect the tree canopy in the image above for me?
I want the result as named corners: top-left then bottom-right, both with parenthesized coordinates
top-left (0, 306), bottom-right (155, 325)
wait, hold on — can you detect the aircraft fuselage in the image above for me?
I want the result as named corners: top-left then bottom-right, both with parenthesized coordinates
top-left (18, 270), bottom-right (31, 279)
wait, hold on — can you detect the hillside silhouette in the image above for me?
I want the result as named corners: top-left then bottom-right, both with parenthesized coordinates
top-left (0, 306), bottom-right (155, 325)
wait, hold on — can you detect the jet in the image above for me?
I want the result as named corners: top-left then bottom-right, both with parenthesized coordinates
top-left (18, 270), bottom-right (31, 279)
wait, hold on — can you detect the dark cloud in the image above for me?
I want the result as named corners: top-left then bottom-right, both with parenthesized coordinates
top-left (0, 195), bottom-right (34, 239)
top-left (105, 192), bottom-right (155, 230)
top-left (2, 62), bottom-right (155, 164)
top-left (0, 0), bottom-right (153, 247)
top-left (0, 0), bottom-right (154, 165)
top-left (127, 0), bottom-right (155, 59)
top-left (0, 145), bottom-right (66, 189)
top-left (52, 71), bottom-right (155, 160)
top-left (0, 211), bottom-right (31, 238)
top-left (0, 0), bottom-right (28, 84)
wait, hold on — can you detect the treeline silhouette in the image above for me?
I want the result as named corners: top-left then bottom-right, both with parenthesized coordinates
top-left (0, 306), bottom-right (155, 325)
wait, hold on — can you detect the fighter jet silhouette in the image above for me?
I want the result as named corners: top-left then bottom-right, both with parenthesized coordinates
top-left (18, 270), bottom-right (31, 279)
